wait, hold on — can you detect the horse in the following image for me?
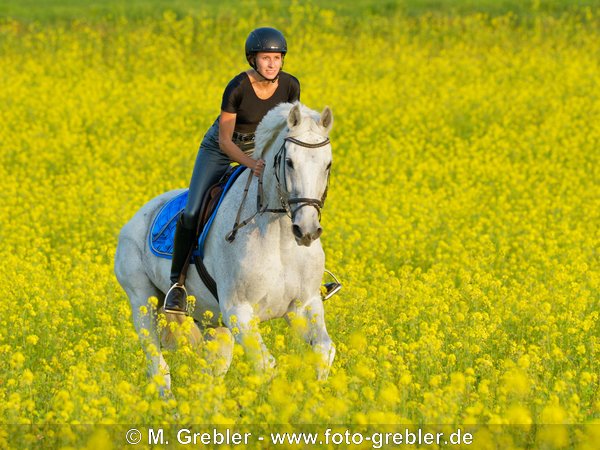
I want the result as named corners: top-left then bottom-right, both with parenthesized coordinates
top-left (114, 102), bottom-right (336, 392)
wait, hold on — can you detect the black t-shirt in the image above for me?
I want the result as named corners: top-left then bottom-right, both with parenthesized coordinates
top-left (220, 71), bottom-right (301, 134)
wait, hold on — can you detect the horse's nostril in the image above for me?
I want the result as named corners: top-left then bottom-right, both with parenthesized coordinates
top-left (315, 227), bottom-right (323, 239)
top-left (292, 224), bottom-right (303, 238)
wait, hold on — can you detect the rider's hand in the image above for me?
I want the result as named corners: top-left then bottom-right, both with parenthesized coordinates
top-left (253, 158), bottom-right (266, 177)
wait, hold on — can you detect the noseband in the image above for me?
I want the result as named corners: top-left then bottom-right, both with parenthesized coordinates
top-left (273, 136), bottom-right (331, 221)
top-left (226, 134), bottom-right (330, 242)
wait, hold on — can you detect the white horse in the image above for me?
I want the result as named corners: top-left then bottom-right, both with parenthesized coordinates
top-left (114, 102), bottom-right (336, 391)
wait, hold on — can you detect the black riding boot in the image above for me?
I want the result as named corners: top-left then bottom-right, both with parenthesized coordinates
top-left (164, 216), bottom-right (197, 315)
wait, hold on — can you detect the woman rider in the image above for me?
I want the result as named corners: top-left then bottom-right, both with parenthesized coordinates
top-left (165, 27), bottom-right (341, 314)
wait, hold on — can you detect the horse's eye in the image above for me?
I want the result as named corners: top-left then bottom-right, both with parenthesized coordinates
top-left (286, 159), bottom-right (294, 169)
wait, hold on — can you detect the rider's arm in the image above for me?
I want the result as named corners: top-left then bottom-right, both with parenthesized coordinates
top-left (218, 111), bottom-right (264, 176)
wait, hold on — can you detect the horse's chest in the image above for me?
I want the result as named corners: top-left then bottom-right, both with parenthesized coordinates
top-left (241, 247), bottom-right (310, 286)
top-left (237, 244), bottom-right (322, 317)
top-left (206, 217), bottom-right (325, 319)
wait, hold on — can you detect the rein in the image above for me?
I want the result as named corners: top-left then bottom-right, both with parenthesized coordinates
top-left (226, 135), bottom-right (330, 242)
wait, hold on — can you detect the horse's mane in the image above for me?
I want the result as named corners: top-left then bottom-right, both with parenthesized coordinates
top-left (253, 102), bottom-right (322, 159)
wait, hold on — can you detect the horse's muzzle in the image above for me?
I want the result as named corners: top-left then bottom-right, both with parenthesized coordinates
top-left (292, 224), bottom-right (322, 247)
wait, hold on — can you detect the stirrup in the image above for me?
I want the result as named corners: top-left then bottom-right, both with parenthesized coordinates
top-left (164, 283), bottom-right (188, 315)
top-left (322, 269), bottom-right (342, 301)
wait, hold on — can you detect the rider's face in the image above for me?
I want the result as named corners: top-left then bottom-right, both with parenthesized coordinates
top-left (255, 52), bottom-right (283, 79)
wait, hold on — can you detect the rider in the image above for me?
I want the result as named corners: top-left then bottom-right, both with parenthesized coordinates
top-left (164, 27), bottom-right (341, 315)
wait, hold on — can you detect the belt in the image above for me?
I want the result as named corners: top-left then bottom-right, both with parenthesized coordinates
top-left (232, 131), bottom-right (255, 143)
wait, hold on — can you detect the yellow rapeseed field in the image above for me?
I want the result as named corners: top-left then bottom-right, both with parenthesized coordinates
top-left (0, 3), bottom-right (598, 449)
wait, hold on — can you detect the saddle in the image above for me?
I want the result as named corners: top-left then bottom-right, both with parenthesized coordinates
top-left (198, 165), bottom-right (239, 236)
top-left (149, 165), bottom-right (247, 300)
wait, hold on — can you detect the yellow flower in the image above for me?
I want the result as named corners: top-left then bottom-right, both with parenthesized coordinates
top-left (21, 369), bottom-right (34, 386)
top-left (506, 405), bottom-right (532, 426)
top-left (26, 335), bottom-right (39, 346)
top-left (502, 368), bottom-right (530, 397)
top-left (10, 352), bottom-right (25, 370)
top-left (540, 405), bottom-right (566, 424)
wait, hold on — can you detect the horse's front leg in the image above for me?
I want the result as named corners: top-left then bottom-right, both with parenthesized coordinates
top-left (286, 296), bottom-right (335, 380)
top-left (222, 302), bottom-right (276, 373)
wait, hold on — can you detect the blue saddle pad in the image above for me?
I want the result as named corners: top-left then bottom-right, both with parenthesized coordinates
top-left (149, 166), bottom-right (247, 260)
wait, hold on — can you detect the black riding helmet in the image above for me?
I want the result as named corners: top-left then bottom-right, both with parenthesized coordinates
top-left (245, 27), bottom-right (287, 81)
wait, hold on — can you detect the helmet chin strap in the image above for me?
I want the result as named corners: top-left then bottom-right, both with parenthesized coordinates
top-left (257, 70), bottom-right (279, 83)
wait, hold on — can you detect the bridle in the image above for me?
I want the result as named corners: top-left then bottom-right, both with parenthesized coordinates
top-left (226, 134), bottom-right (331, 242)
top-left (273, 136), bottom-right (331, 221)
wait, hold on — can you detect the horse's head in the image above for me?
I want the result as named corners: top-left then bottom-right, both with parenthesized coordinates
top-left (277, 103), bottom-right (334, 247)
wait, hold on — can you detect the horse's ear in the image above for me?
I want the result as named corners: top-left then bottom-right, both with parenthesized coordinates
top-left (319, 106), bottom-right (333, 134)
top-left (287, 103), bottom-right (303, 129)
